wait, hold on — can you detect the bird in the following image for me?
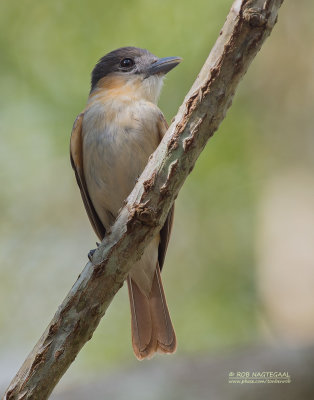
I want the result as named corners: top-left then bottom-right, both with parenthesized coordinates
top-left (70, 46), bottom-right (182, 359)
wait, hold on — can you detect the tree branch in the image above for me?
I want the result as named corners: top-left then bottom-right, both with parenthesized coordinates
top-left (3, 0), bottom-right (284, 398)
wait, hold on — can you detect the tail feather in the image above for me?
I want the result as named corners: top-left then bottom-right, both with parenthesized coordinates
top-left (149, 267), bottom-right (176, 350)
top-left (127, 266), bottom-right (176, 360)
top-left (127, 276), bottom-right (153, 357)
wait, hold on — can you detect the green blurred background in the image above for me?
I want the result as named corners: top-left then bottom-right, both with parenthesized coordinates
top-left (1, 0), bottom-right (314, 398)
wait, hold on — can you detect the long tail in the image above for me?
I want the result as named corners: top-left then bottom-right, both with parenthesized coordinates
top-left (127, 265), bottom-right (176, 360)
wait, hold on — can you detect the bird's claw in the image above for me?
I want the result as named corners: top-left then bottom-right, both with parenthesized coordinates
top-left (88, 242), bottom-right (101, 261)
top-left (88, 248), bottom-right (96, 261)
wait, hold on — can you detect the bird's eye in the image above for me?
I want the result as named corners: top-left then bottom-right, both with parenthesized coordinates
top-left (120, 58), bottom-right (135, 69)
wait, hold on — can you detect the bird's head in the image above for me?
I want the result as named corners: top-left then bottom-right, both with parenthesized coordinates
top-left (90, 47), bottom-right (182, 104)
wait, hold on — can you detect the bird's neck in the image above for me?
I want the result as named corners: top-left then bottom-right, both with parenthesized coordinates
top-left (88, 74), bottom-right (164, 105)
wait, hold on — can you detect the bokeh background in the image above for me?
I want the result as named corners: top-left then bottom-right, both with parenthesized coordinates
top-left (1, 1), bottom-right (314, 398)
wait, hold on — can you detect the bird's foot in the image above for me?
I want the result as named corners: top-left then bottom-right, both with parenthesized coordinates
top-left (88, 242), bottom-right (101, 261)
top-left (88, 249), bottom-right (96, 261)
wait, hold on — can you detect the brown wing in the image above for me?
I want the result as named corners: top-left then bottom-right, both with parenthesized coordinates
top-left (70, 113), bottom-right (106, 240)
top-left (158, 204), bottom-right (175, 270)
top-left (157, 113), bottom-right (175, 270)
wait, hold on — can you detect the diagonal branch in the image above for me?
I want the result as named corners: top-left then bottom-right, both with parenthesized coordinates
top-left (3, 0), bottom-right (284, 399)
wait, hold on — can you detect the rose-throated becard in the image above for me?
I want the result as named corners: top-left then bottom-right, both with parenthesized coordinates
top-left (70, 47), bottom-right (182, 359)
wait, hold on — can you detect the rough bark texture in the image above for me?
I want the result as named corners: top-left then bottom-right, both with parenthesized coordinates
top-left (3, 0), bottom-right (284, 399)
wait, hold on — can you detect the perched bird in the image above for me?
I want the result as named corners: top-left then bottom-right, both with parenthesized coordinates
top-left (70, 47), bottom-right (181, 359)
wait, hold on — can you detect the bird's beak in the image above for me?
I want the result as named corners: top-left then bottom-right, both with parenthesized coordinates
top-left (146, 56), bottom-right (182, 77)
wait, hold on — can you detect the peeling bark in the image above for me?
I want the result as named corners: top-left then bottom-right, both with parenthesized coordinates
top-left (3, 0), bottom-right (284, 399)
